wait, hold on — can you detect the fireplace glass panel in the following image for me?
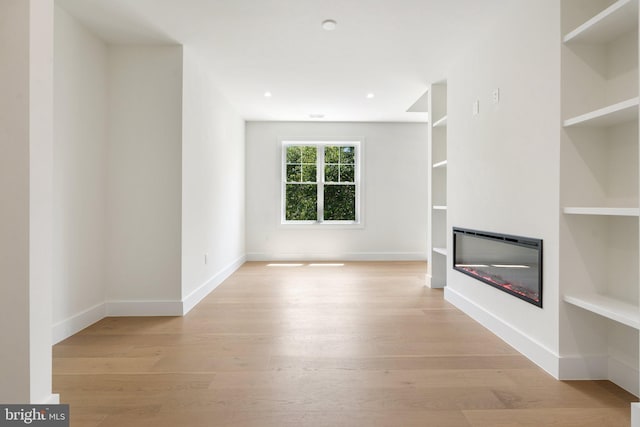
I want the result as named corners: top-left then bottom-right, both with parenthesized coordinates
top-left (453, 228), bottom-right (542, 307)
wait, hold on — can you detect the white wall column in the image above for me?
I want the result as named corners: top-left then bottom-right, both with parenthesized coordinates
top-left (0, 0), bottom-right (56, 404)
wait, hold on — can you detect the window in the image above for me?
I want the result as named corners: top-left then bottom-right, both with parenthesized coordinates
top-left (282, 141), bottom-right (361, 224)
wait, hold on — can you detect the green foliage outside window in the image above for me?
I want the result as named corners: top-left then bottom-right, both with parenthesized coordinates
top-left (285, 184), bottom-right (318, 220)
top-left (324, 184), bottom-right (356, 220)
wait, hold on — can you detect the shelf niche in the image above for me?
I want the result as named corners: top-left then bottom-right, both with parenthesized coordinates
top-left (560, 0), bottom-right (640, 401)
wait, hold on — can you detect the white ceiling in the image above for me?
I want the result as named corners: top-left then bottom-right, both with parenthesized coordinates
top-left (56, 0), bottom-right (514, 122)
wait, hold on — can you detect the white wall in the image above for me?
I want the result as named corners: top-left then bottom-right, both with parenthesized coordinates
top-left (0, 0), bottom-right (55, 403)
top-left (181, 48), bottom-right (246, 306)
top-left (245, 121), bottom-right (428, 260)
top-left (53, 5), bottom-right (107, 335)
top-left (0, 0), bottom-right (31, 402)
top-left (445, 0), bottom-right (561, 375)
top-left (106, 45), bottom-right (183, 302)
top-left (52, 8), bottom-right (246, 327)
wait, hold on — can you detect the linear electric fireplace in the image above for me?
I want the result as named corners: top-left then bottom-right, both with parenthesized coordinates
top-left (453, 228), bottom-right (543, 307)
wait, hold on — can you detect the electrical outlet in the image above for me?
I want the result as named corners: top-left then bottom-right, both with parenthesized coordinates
top-left (492, 88), bottom-right (500, 104)
top-left (473, 99), bottom-right (480, 115)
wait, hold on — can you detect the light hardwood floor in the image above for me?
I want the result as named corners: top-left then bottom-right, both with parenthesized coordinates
top-left (53, 262), bottom-right (637, 426)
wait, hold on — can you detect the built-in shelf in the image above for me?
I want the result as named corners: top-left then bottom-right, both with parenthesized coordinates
top-left (433, 247), bottom-right (447, 256)
top-left (563, 98), bottom-right (639, 128)
top-left (428, 81), bottom-right (448, 290)
top-left (564, 292), bottom-right (640, 330)
top-left (432, 160), bottom-right (447, 169)
top-left (559, 0), bottom-right (640, 404)
top-left (563, 0), bottom-right (639, 44)
top-left (432, 115), bottom-right (447, 128)
top-left (563, 207), bottom-right (640, 216)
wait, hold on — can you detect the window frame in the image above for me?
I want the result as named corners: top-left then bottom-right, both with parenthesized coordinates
top-left (281, 140), bottom-right (362, 226)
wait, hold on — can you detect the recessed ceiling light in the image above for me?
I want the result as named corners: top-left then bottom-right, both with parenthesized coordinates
top-left (309, 114), bottom-right (325, 119)
top-left (367, 93), bottom-right (375, 99)
top-left (264, 91), bottom-right (272, 98)
top-left (322, 19), bottom-right (337, 31)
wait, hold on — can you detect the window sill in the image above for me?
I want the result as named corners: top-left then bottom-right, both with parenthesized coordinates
top-left (279, 221), bottom-right (365, 230)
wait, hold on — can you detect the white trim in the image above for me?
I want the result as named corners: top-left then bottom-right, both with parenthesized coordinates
top-left (444, 287), bottom-right (560, 377)
top-left (52, 302), bottom-right (106, 344)
top-left (40, 394), bottom-right (60, 405)
top-left (277, 222), bottom-right (365, 230)
top-left (50, 256), bottom-right (247, 343)
top-left (432, 247), bottom-right (447, 256)
top-left (563, 206), bottom-right (640, 217)
top-left (182, 255), bottom-right (246, 315)
top-left (557, 355), bottom-right (608, 380)
top-left (432, 160), bottom-right (447, 168)
top-left (563, 292), bottom-right (640, 330)
top-left (246, 252), bottom-right (427, 262)
top-left (105, 300), bottom-right (183, 317)
top-left (563, 97), bottom-right (639, 127)
top-left (427, 280), bottom-right (446, 289)
top-left (281, 140), bottom-right (362, 225)
top-left (608, 355), bottom-right (640, 397)
top-left (632, 402), bottom-right (640, 427)
top-left (563, 0), bottom-right (637, 44)
top-left (432, 115), bottom-right (448, 128)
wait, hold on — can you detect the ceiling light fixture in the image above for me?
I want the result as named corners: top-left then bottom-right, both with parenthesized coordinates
top-left (264, 91), bottom-right (272, 98)
top-left (367, 93), bottom-right (375, 99)
top-left (321, 19), bottom-right (337, 31)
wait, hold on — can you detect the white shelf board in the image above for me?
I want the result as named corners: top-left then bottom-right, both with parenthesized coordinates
top-left (563, 207), bottom-right (640, 216)
top-left (432, 247), bottom-right (447, 256)
top-left (432, 205), bottom-right (447, 210)
top-left (432, 160), bottom-right (448, 169)
top-left (432, 116), bottom-right (448, 128)
top-left (563, 0), bottom-right (639, 44)
top-left (563, 98), bottom-right (639, 127)
top-left (564, 292), bottom-right (640, 330)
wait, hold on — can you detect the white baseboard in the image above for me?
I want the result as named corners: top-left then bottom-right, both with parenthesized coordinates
top-left (424, 273), bottom-right (433, 287)
top-left (51, 256), bottom-right (248, 343)
top-left (246, 252), bottom-right (427, 261)
top-left (41, 394), bottom-right (60, 404)
top-left (557, 355), bottom-right (607, 380)
top-left (105, 300), bottom-right (183, 317)
top-left (632, 402), bottom-right (640, 427)
top-left (609, 356), bottom-right (640, 397)
top-left (52, 300), bottom-right (183, 342)
top-left (444, 287), bottom-right (559, 377)
top-left (426, 273), bottom-right (446, 289)
top-left (182, 255), bottom-right (246, 315)
top-left (52, 302), bottom-right (106, 345)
